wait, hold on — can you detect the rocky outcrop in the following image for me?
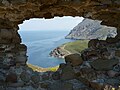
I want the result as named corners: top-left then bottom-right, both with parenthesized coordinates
top-left (50, 45), bottom-right (70, 58)
top-left (0, 0), bottom-right (120, 90)
top-left (66, 19), bottom-right (117, 40)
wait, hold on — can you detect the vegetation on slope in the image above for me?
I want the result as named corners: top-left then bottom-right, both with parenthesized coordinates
top-left (64, 40), bottom-right (89, 54)
top-left (28, 40), bottom-right (89, 72)
top-left (27, 63), bottom-right (59, 72)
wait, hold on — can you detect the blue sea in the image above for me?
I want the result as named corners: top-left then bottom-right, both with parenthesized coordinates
top-left (19, 30), bottom-right (73, 68)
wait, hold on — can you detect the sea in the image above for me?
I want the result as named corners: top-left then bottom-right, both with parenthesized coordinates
top-left (18, 30), bottom-right (73, 68)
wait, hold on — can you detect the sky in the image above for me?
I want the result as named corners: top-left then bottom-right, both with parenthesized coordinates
top-left (19, 16), bottom-right (84, 31)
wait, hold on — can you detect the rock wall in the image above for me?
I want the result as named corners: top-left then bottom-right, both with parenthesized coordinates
top-left (66, 18), bottom-right (117, 40)
top-left (0, 0), bottom-right (120, 90)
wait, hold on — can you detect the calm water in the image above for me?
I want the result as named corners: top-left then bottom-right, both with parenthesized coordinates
top-left (19, 30), bottom-right (73, 68)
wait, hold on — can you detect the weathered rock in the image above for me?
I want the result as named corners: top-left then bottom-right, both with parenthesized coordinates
top-left (48, 82), bottom-right (73, 90)
top-left (59, 63), bottom-right (66, 69)
top-left (10, 0), bottom-right (27, 5)
top-left (20, 71), bottom-right (30, 83)
top-left (106, 37), bottom-right (119, 44)
top-left (15, 56), bottom-right (27, 65)
top-left (77, 77), bottom-right (90, 87)
top-left (52, 71), bottom-right (60, 80)
top-left (90, 59), bottom-right (119, 71)
top-left (6, 72), bottom-right (17, 83)
top-left (40, 82), bottom-right (49, 89)
top-left (61, 65), bottom-right (75, 81)
top-left (115, 50), bottom-right (120, 57)
top-left (113, 64), bottom-right (120, 72)
top-left (65, 54), bottom-right (83, 66)
top-left (81, 50), bottom-right (99, 61)
top-left (41, 72), bottom-right (50, 81)
top-left (7, 82), bottom-right (24, 87)
top-left (90, 82), bottom-right (103, 90)
top-left (79, 68), bottom-right (97, 81)
top-left (107, 70), bottom-right (118, 77)
top-left (31, 73), bottom-right (40, 84)
top-left (31, 82), bottom-right (39, 89)
top-left (105, 78), bottom-right (120, 86)
top-left (0, 72), bottom-right (5, 82)
top-left (50, 46), bottom-right (69, 59)
top-left (88, 39), bottom-right (99, 49)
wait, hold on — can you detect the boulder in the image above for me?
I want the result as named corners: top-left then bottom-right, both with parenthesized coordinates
top-left (6, 72), bottom-right (17, 83)
top-left (107, 70), bottom-right (118, 77)
top-left (79, 68), bottom-right (97, 81)
top-left (15, 56), bottom-right (27, 64)
top-left (52, 71), bottom-right (60, 80)
top-left (105, 78), bottom-right (120, 86)
top-left (90, 82), bottom-right (103, 90)
top-left (59, 63), bottom-right (66, 69)
top-left (88, 39), bottom-right (99, 49)
top-left (41, 72), bottom-right (50, 81)
top-left (115, 50), bottom-right (120, 57)
top-left (61, 65), bottom-right (75, 81)
top-left (65, 54), bottom-right (83, 66)
top-left (10, 0), bottom-right (27, 4)
top-left (48, 82), bottom-right (73, 90)
top-left (0, 29), bottom-right (13, 39)
top-left (31, 73), bottom-right (40, 84)
top-left (0, 72), bottom-right (5, 81)
top-left (20, 71), bottom-right (30, 83)
top-left (90, 59), bottom-right (119, 71)
top-left (40, 82), bottom-right (49, 89)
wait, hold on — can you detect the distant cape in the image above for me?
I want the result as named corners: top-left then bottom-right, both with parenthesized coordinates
top-left (66, 19), bottom-right (117, 40)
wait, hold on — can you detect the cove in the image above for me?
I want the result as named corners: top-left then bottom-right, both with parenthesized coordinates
top-left (19, 30), bottom-right (74, 68)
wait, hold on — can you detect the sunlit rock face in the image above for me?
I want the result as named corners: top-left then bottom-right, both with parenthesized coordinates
top-left (66, 18), bottom-right (117, 40)
top-left (0, 0), bottom-right (120, 90)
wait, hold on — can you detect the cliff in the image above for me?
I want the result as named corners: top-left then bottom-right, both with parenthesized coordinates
top-left (50, 40), bottom-right (88, 58)
top-left (66, 19), bottom-right (117, 40)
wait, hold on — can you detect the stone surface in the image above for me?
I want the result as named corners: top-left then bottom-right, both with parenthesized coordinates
top-left (107, 70), bottom-right (118, 77)
top-left (48, 82), bottom-right (73, 90)
top-left (31, 73), bottom-right (40, 84)
top-left (115, 50), bottom-right (120, 57)
top-left (61, 65), bottom-right (75, 81)
top-left (20, 71), bottom-right (31, 83)
top-left (0, 0), bottom-right (120, 90)
top-left (65, 54), bottom-right (83, 66)
top-left (90, 59), bottom-right (119, 71)
top-left (6, 72), bottom-right (17, 83)
top-left (105, 78), bottom-right (120, 86)
top-left (0, 0), bottom-right (119, 28)
top-left (52, 71), bottom-right (60, 80)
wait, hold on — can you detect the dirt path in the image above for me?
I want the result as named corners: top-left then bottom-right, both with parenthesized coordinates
top-left (61, 44), bottom-right (72, 55)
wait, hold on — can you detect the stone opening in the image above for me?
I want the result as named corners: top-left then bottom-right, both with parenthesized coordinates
top-left (0, 0), bottom-right (120, 89)
top-left (18, 17), bottom-right (84, 68)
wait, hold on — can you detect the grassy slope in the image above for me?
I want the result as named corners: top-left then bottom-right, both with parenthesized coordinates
top-left (27, 40), bottom-right (88, 72)
top-left (27, 63), bottom-right (59, 72)
top-left (64, 40), bottom-right (89, 54)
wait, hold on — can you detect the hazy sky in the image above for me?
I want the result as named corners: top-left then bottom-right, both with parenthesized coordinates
top-left (19, 16), bottom-right (84, 31)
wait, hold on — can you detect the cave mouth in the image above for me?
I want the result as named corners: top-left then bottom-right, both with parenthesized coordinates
top-left (18, 16), bottom-right (84, 68)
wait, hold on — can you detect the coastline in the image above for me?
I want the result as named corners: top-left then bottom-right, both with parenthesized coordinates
top-left (50, 40), bottom-right (88, 59)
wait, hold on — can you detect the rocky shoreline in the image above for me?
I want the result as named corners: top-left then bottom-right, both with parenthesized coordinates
top-left (49, 45), bottom-right (71, 59)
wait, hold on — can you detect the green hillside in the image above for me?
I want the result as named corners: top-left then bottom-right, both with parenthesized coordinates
top-left (64, 40), bottom-right (89, 54)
